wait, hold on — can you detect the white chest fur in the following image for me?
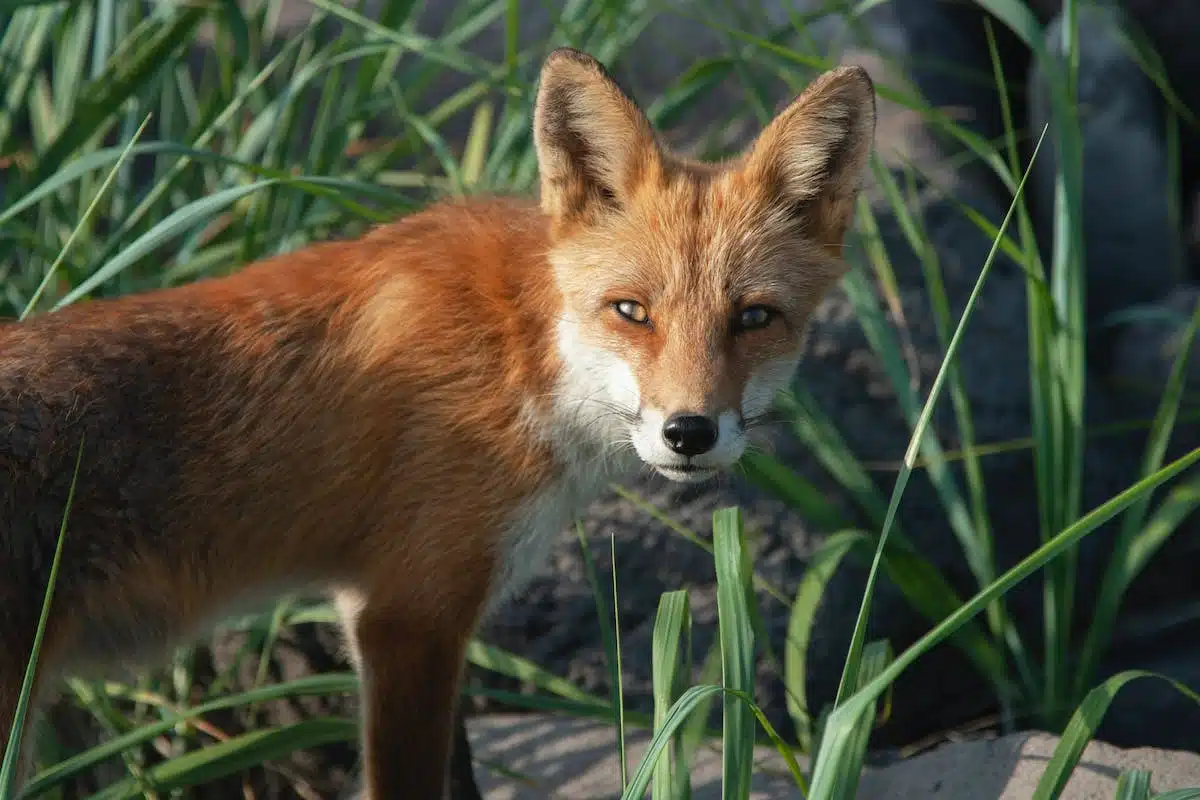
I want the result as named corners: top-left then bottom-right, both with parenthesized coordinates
top-left (483, 314), bottom-right (643, 616)
top-left (484, 453), bottom-right (628, 618)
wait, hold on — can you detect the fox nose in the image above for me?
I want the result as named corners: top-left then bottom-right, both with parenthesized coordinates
top-left (662, 413), bottom-right (719, 457)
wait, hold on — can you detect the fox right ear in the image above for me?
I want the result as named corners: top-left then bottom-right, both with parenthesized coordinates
top-left (534, 48), bottom-right (659, 225)
top-left (742, 65), bottom-right (877, 251)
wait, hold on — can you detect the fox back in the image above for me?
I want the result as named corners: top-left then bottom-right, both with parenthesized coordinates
top-left (0, 48), bottom-right (876, 798)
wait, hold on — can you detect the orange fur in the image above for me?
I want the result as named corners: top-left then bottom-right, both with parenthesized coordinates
top-left (0, 49), bottom-right (875, 798)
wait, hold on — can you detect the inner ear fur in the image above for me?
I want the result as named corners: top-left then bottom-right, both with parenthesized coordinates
top-left (533, 47), bottom-right (660, 224)
top-left (741, 65), bottom-right (878, 246)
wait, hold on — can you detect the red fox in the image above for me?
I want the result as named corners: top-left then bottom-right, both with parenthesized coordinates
top-left (0, 48), bottom-right (875, 798)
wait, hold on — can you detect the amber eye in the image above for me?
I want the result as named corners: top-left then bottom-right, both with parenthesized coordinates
top-left (613, 300), bottom-right (650, 325)
top-left (736, 305), bottom-right (776, 332)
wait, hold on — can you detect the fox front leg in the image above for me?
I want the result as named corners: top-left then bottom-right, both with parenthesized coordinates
top-left (336, 589), bottom-right (480, 799)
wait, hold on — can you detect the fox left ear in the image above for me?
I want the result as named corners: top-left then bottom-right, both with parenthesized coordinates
top-left (533, 48), bottom-right (660, 226)
top-left (742, 65), bottom-right (877, 249)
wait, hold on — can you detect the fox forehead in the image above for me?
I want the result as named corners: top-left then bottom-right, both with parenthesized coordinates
top-left (552, 163), bottom-right (844, 321)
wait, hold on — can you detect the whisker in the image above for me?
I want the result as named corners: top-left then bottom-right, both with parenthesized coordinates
top-left (743, 409), bottom-right (788, 430)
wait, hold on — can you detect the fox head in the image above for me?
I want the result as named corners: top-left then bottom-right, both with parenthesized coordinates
top-left (534, 48), bottom-right (875, 483)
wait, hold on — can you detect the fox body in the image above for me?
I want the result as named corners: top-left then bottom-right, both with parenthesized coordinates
top-left (0, 50), bottom-right (875, 798)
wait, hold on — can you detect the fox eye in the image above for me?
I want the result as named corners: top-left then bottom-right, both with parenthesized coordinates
top-left (736, 305), bottom-right (776, 332)
top-left (613, 300), bottom-right (650, 325)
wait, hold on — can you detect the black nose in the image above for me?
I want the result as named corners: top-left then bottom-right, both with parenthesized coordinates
top-left (662, 413), bottom-right (719, 457)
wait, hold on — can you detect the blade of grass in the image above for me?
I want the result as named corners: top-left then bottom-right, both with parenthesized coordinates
top-left (0, 440), bottom-right (84, 796)
top-left (784, 531), bottom-right (862, 752)
top-left (1114, 770), bottom-right (1153, 800)
top-left (1073, 299), bottom-right (1200, 701)
top-left (575, 522), bottom-right (627, 785)
top-left (20, 115), bottom-right (150, 319)
top-left (889, 157), bottom-right (1035, 702)
top-left (20, 674), bottom-right (358, 797)
top-left (611, 533), bottom-right (628, 790)
top-left (808, 444), bottom-right (1200, 796)
top-left (465, 641), bottom-right (611, 710)
top-left (680, 639), bottom-right (725, 766)
top-left (771, 387), bottom-right (894, 531)
top-left (461, 101), bottom-right (494, 189)
top-left (620, 685), bottom-right (808, 800)
top-left (833, 125), bottom-right (1048, 709)
top-left (52, 179), bottom-right (286, 308)
top-left (19, 4), bottom-right (206, 193)
top-left (829, 639), bottom-right (892, 800)
top-left (737, 451), bottom-right (852, 532)
top-left (1038, 0), bottom-right (1087, 729)
top-left (784, 529), bottom-right (1010, 754)
top-left (1032, 671), bottom-right (1200, 800)
top-left (651, 590), bottom-right (692, 800)
top-left (712, 507), bottom-right (756, 799)
top-left (89, 718), bottom-right (358, 800)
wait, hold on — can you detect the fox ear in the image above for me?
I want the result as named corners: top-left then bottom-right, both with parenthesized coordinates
top-left (534, 48), bottom-right (659, 224)
top-left (742, 65), bottom-right (877, 248)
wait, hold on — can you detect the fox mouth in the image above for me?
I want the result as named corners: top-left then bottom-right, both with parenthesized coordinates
top-left (650, 462), bottom-right (720, 484)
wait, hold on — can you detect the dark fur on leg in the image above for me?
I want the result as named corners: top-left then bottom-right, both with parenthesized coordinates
top-left (447, 706), bottom-right (483, 800)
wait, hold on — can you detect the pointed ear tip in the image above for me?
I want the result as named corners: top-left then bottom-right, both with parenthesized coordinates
top-left (819, 65), bottom-right (878, 137)
top-left (824, 65), bottom-right (876, 105)
top-left (541, 47), bottom-right (604, 78)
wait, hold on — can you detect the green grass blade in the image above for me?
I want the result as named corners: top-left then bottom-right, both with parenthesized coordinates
top-left (712, 507), bottom-right (756, 799)
top-left (651, 590), bottom-right (692, 800)
top-left (809, 444), bottom-right (1200, 796)
top-left (877, 159), bottom-right (997, 589)
top-left (20, 115), bottom-right (149, 320)
top-left (88, 718), bottom-right (358, 800)
top-left (52, 179), bottom-right (284, 309)
top-left (1114, 770), bottom-right (1153, 800)
top-left (785, 530), bottom-right (1010, 754)
top-left (967, 0), bottom-right (1043, 50)
top-left (19, 674), bottom-right (358, 797)
top-left (611, 533), bottom-right (628, 790)
top-left (771, 387), bottom-right (894, 530)
top-left (1040, 0), bottom-right (1087, 728)
top-left (784, 531), bottom-right (863, 752)
top-left (461, 101), bottom-right (494, 189)
top-left (737, 451), bottom-right (852, 532)
top-left (840, 233), bottom-right (982, 580)
top-left (1032, 671), bottom-right (1200, 800)
top-left (622, 685), bottom-right (727, 800)
top-left (0, 8), bottom-right (56, 153)
top-left (21, 5), bottom-right (205, 192)
top-left (0, 441), bottom-right (84, 796)
top-left (621, 685), bottom-right (808, 800)
top-left (1074, 300), bottom-right (1200, 700)
top-left (891, 158), bottom-right (1035, 699)
top-left (829, 640), bottom-right (892, 800)
top-left (832, 125), bottom-right (1048, 710)
top-left (680, 640), bottom-right (725, 766)
top-left (575, 522), bottom-right (627, 786)
top-left (464, 641), bottom-right (609, 709)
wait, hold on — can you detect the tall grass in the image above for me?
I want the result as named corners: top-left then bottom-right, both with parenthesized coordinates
top-left (3, 0), bottom-right (1199, 797)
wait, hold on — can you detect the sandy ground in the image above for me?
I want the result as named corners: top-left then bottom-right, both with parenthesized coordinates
top-left (467, 713), bottom-right (1200, 799)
